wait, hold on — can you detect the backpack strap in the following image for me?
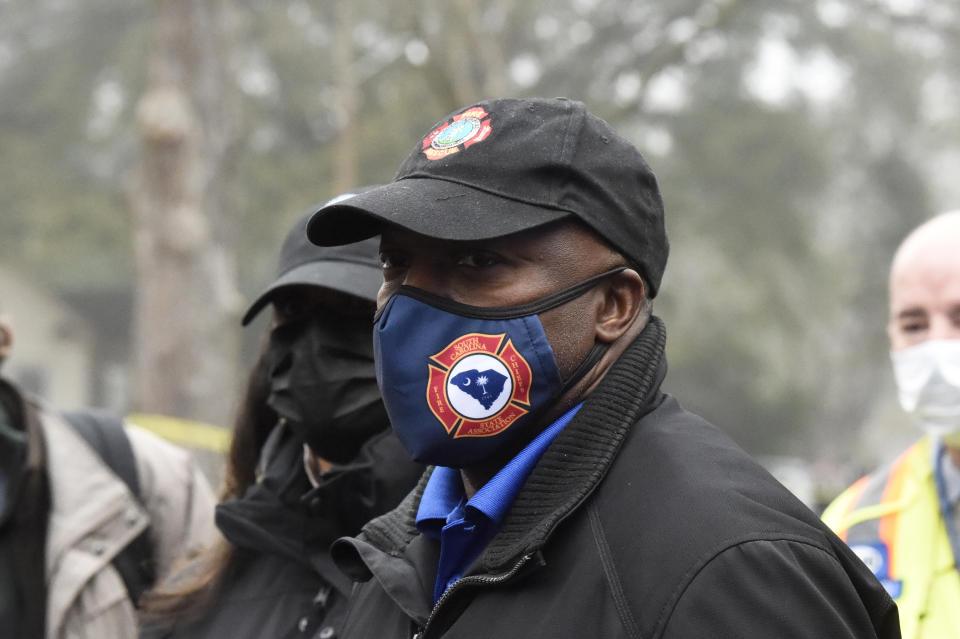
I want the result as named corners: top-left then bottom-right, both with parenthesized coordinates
top-left (61, 410), bottom-right (156, 606)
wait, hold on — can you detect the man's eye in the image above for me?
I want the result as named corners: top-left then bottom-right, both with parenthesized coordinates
top-left (456, 252), bottom-right (499, 268)
top-left (900, 321), bottom-right (927, 333)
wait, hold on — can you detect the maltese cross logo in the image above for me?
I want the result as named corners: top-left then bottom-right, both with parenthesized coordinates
top-left (426, 332), bottom-right (533, 438)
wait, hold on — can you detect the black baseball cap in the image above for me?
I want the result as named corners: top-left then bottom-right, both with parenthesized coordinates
top-left (241, 193), bottom-right (382, 326)
top-left (306, 97), bottom-right (668, 297)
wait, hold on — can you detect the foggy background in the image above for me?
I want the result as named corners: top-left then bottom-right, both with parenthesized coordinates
top-left (2, 0), bottom-right (958, 503)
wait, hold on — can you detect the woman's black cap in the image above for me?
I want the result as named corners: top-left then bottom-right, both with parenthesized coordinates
top-left (242, 193), bottom-right (382, 326)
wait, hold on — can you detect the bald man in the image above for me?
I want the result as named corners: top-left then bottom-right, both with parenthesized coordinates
top-left (823, 211), bottom-right (960, 639)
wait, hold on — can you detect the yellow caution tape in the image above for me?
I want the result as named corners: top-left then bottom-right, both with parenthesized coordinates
top-left (126, 413), bottom-right (232, 453)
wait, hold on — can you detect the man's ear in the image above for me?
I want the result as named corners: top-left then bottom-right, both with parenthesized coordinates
top-left (594, 269), bottom-right (646, 343)
top-left (0, 318), bottom-right (12, 348)
top-left (0, 317), bottom-right (12, 364)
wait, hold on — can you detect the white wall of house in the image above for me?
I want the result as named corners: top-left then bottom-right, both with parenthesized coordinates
top-left (0, 265), bottom-right (95, 409)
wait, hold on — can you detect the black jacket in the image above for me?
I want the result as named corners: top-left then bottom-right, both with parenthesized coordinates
top-left (331, 318), bottom-right (900, 638)
top-left (0, 379), bottom-right (49, 639)
top-left (141, 426), bottom-right (423, 639)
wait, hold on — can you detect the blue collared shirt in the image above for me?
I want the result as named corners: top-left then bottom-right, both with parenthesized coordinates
top-left (416, 403), bottom-right (582, 603)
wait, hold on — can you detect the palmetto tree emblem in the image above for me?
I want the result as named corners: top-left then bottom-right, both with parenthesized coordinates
top-left (426, 332), bottom-right (534, 438)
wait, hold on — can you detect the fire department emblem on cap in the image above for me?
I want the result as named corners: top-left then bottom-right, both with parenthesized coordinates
top-left (422, 107), bottom-right (492, 160)
top-left (426, 332), bottom-right (532, 438)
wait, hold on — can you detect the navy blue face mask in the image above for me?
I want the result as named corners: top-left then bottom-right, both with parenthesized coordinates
top-left (373, 268), bottom-right (625, 468)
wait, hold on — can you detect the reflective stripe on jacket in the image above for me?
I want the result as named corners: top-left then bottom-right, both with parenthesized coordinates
top-left (823, 436), bottom-right (960, 639)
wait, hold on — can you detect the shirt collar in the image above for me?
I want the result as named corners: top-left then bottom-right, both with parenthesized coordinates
top-left (417, 403), bottom-right (582, 532)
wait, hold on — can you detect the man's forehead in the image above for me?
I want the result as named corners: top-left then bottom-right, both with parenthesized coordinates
top-left (891, 213), bottom-right (960, 275)
top-left (889, 242), bottom-right (960, 310)
top-left (891, 242), bottom-right (960, 286)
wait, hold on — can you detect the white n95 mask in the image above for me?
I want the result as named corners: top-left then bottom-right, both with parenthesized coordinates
top-left (891, 339), bottom-right (960, 445)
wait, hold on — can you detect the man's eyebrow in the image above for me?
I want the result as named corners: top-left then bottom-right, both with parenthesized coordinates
top-left (895, 308), bottom-right (926, 320)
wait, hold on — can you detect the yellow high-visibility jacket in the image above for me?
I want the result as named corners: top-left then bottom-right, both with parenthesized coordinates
top-left (823, 436), bottom-right (960, 639)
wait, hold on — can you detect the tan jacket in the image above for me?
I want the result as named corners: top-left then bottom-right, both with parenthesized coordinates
top-left (41, 408), bottom-right (217, 639)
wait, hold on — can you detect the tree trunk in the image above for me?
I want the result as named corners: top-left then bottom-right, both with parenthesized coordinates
top-left (332, 0), bottom-right (359, 194)
top-left (130, 0), bottom-right (240, 426)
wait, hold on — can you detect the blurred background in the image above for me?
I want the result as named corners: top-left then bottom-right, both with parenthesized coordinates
top-left (1, 0), bottom-right (958, 505)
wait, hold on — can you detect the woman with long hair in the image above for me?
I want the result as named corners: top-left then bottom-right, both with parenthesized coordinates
top-left (139, 203), bottom-right (423, 639)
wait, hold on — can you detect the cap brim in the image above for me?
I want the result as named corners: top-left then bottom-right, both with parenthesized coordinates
top-left (241, 259), bottom-right (382, 326)
top-left (306, 178), bottom-right (571, 246)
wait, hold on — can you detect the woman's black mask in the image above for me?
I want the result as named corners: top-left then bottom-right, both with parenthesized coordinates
top-left (265, 313), bottom-right (387, 464)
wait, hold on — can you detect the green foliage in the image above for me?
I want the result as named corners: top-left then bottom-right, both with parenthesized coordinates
top-left (0, 0), bottom-right (147, 290)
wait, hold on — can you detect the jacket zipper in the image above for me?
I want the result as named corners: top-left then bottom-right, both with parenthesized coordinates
top-left (412, 553), bottom-right (534, 639)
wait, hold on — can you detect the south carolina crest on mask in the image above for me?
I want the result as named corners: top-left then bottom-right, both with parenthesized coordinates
top-left (374, 268), bottom-right (623, 467)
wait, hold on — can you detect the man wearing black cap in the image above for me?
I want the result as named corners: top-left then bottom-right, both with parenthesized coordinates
top-left (308, 98), bottom-right (899, 638)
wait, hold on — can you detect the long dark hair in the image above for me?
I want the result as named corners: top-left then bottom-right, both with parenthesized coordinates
top-left (138, 344), bottom-right (277, 624)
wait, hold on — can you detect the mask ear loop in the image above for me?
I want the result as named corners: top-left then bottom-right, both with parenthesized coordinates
top-left (556, 265), bottom-right (641, 395)
top-left (558, 342), bottom-right (608, 396)
top-left (390, 266), bottom-right (630, 321)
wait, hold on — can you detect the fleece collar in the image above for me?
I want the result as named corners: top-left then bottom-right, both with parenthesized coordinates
top-left (336, 315), bottom-right (668, 576)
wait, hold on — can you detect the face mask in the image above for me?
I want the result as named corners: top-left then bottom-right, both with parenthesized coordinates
top-left (373, 268), bottom-right (623, 467)
top-left (891, 339), bottom-right (960, 446)
top-left (266, 314), bottom-right (387, 464)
